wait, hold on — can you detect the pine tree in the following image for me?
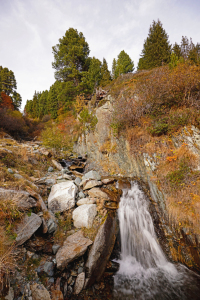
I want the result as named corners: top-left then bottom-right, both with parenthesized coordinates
top-left (52, 28), bottom-right (90, 84)
top-left (138, 20), bottom-right (171, 70)
top-left (172, 43), bottom-right (182, 59)
top-left (112, 58), bottom-right (117, 79)
top-left (100, 58), bottom-right (111, 87)
top-left (47, 85), bottom-right (58, 119)
top-left (115, 50), bottom-right (134, 78)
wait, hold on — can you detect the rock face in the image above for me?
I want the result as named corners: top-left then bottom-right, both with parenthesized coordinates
top-left (56, 231), bottom-right (93, 270)
top-left (88, 188), bottom-right (110, 200)
top-left (0, 188), bottom-right (37, 210)
top-left (48, 181), bottom-right (77, 213)
top-left (30, 283), bottom-right (51, 300)
top-left (72, 204), bottom-right (97, 228)
top-left (85, 213), bottom-right (118, 287)
top-left (15, 213), bottom-right (42, 245)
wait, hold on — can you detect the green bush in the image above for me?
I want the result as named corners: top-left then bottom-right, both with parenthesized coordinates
top-left (78, 107), bottom-right (98, 131)
top-left (41, 126), bottom-right (72, 151)
top-left (166, 160), bottom-right (190, 188)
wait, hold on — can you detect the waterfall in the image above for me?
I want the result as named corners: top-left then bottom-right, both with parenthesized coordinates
top-left (114, 182), bottom-right (200, 300)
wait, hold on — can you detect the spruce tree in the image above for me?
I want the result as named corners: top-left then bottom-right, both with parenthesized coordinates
top-left (100, 58), bottom-right (111, 87)
top-left (112, 58), bottom-right (117, 79)
top-left (138, 20), bottom-right (171, 70)
top-left (115, 50), bottom-right (134, 78)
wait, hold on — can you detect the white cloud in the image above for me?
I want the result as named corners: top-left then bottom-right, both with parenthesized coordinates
top-left (0, 0), bottom-right (200, 109)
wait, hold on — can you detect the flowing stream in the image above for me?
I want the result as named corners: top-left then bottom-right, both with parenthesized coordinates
top-left (114, 182), bottom-right (200, 300)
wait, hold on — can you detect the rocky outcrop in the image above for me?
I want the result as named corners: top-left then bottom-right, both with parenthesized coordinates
top-left (48, 181), bottom-right (77, 213)
top-left (74, 97), bottom-right (200, 271)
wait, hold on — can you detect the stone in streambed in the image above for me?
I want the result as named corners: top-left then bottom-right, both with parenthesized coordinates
top-left (88, 187), bottom-right (110, 200)
top-left (77, 198), bottom-right (96, 206)
top-left (82, 170), bottom-right (101, 181)
top-left (72, 204), bottom-right (97, 228)
top-left (56, 231), bottom-right (92, 270)
top-left (48, 181), bottom-right (77, 213)
top-left (83, 180), bottom-right (102, 190)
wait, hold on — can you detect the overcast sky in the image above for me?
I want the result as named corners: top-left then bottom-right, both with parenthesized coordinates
top-left (0, 0), bottom-right (200, 110)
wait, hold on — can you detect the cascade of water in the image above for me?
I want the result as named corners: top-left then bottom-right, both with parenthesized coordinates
top-left (114, 182), bottom-right (200, 300)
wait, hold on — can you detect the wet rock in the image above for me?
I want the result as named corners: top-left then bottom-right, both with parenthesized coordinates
top-left (48, 181), bottom-right (77, 213)
top-left (15, 213), bottom-right (42, 245)
top-left (30, 283), bottom-right (51, 300)
top-left (78, 266), bottom-right (84, 274)
top-left (0, 188), bottom-right (37, 211)
top-left (78, 191), bottom-right (85, 198)
top-left (56, 231), bottom-right (93, 270)
top-left (74, 272), bottom-right (85, 295)
top-left (52, 244), bottom-right (60, 255)
top-left (88, 187), bottom-right (110, 200)
top-left (47, 218), bottom-right (57, 234)
top-left (102, 178), bottom-right (115, 184)
top-left (83, 180), bottom-right (102, 190)
top-left (63, 282), bottom-right (68, 297)
top-left (82, 170), bottom-right (101, 181)
top-left (77, 198), bottom-right (96, 206)
top-left (75, 177), bottom-right (82, 186)
top-left (85, 213), bottom-right (118, 287)
top-left (106, 260), bottom-right (120, 272)
top-left (72, 204), bottom-right (97, 228)
top-left (48, 167), bottom-right (54, 172)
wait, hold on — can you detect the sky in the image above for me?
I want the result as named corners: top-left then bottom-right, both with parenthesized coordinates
top-left (0, 0), bottom-right (200, 110)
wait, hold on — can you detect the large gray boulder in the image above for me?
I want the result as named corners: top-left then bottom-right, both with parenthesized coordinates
top-left (85, 213), bottom-right (118, 287)
top-left (48, 181), bottom-right (77, 213)
top-left (72, 204), bottom-right (97, 228)
top-left (0, 188), bottom-right (37, 211)
top-left (82, 170), bottom-right (101, 181)
top-left (15, 213), bottom-right (42, 245)
top-left (56, 231), bottom-right (92, 270)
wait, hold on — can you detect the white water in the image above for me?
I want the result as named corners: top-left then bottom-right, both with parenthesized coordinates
top-left (114, 182), bottom-right (200, 300)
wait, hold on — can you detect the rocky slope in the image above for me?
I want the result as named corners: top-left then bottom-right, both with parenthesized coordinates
top-left (74, 95), bottom-right (200, 272)
top-left (0, 135), bottom-right (120, 299)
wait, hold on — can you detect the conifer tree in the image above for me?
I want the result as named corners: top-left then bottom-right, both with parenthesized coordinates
top-left (115, 50), bottom-right (134, 78)
top-left (47, 85), bottom-right (58, 119)
top-left (52, 28), bottom-right (90, 84)
top-left (138, 20), bottom-right (171, 70)
top-left (112, 58), bottom-right (117, 79)
top-left (100, 58), bottom-right (111, 87)
top-left (172, 43), bottom-right (182, 59)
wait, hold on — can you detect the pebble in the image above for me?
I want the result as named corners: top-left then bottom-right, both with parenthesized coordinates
top-left (48, 167), bottom-right (54, 172)
top-left (7, 168), bottom-right (14, 174)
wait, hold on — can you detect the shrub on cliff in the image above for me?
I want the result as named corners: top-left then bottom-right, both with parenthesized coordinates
top-left (112, 62), bottom-right (200, 133)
